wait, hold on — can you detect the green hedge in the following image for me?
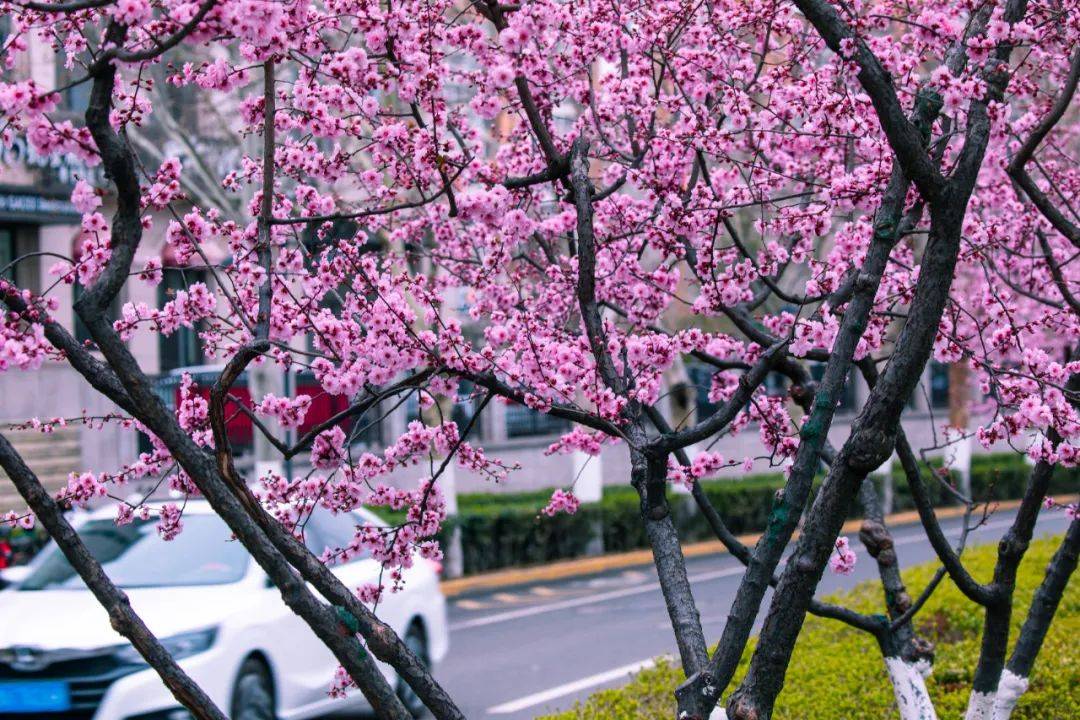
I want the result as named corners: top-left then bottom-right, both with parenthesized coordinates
top-left (541, 535), bottom-right (1080, 719)
top-left (404, 454), bottom-right (1077, 576)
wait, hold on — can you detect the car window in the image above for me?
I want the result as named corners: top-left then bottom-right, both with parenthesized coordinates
top-left (20, 514), bottom-right (249, 590)
top-left (304, 507), bottom-right (370, 562)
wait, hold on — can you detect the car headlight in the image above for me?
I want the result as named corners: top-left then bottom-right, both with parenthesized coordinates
top-left (112, 627), bottom-right (218, 665)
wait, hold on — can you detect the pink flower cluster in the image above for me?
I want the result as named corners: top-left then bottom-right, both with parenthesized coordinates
top-left (829, 537), bottom-right (858, 576)
top-left (70, 180), bottom-right (101, 214)
top-left (311, 426), bottom-right (347, 470)
top-left (0, 308), bottom-right (48, 372)
top-left (254, 393), bottom-right (312, 429)
top-left (114, 282), bottom-right (217, 341)
top-left (142, 158), bottom-right (184, 210)
top-left (58, 472), bottom-right (107, 508)
top-left (157, 503), bottom-right (184, 541)
top-left (541, 489), bottom-right (580, 517)
top-left (545, 427), bottom-right (608, 456)
top-left (176, 374), bottom-right (213, 447)
top-left (667, 452), bottom-right (728, 487)
top-left (2, 511), bottom-right (35, 530)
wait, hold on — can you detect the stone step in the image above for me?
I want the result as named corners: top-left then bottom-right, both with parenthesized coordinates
top-left (0, 490), bottom-right (23, 512)
top-left (0, 427), bottom-right (80, 446)
top-left (0, 454), bottom-right (80, 479)
top-left (0, 429), bottom-right (82, 500)
top-left (0, 475), bottom-right (72, 512)
top-left (2, 439), bottom-right (81, 462)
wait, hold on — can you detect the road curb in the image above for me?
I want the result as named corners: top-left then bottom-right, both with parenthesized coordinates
top-left (439, 499), bottom-right (1034, 597)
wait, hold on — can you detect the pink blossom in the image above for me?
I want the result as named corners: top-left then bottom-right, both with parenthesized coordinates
top-left (489, 64), bottom-right (516, 89)
top-left (157, 503), bottom-right (184, 541)
top-left (311, 426), bottom-right (347, 470)
top-left (70, 180), bottom-right (101, 214)
top-left (541, 489), bottom-right (580, 517)
top-left (255, 393), bottom-right (312, 429)
top-left (110, 0), bottom-right (152, 25)
top-left (829, 537), bottom-right (857, 576)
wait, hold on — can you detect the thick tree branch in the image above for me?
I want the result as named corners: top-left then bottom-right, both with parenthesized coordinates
top-left (676, 159), bottom-right (917, 720)
top-left (570, 137), bottom-right (625, 395)
top-left (1006, 49), bottom-right (1080, 247)
top-left (896, 429), bottom-right (993, 605)
top-left (790, 0), bottom-right (944, 201)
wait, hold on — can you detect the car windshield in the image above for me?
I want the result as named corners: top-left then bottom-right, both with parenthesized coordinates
top-left (18, 514), bottom-right (249, 590)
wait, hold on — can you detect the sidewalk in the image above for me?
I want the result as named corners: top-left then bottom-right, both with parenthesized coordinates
top-left (439, 499), bottom-right (1033, 597)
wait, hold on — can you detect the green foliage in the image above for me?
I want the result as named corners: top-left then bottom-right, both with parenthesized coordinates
top-left (429, 474), bottom-right (792, 575)
top-left (541, 536), bottom-right (1079, 720)
top-left (373, 454), bottom-right (1078, 576)
top-left (883, 453), bottom-right (1076, 513)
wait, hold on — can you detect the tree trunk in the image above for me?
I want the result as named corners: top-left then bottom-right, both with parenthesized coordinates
top-left (884, 657), bottom-right (937, 720)
top-left (989, 519), bottom-right (1080, 719)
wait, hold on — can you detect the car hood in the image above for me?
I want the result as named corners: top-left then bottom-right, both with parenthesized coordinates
top-left (0, 583), bottom-right (250, 651)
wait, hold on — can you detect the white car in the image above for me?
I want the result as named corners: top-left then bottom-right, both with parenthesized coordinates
top-left (0, 501), bottom-right (449, 720)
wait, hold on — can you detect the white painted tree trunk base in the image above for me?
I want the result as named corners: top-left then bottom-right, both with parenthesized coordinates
top-left (885, 657), bottom-right (938, 720)
top-left (990, 670), bottom-right (1029, 720)
top-left (965, 690), bottom-right (995, 720)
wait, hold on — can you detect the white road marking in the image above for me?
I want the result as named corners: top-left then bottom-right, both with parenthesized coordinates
top-left (485, 657), bottom-right (663, 715)
top-left (452, 513), bottom-right (1066, 632)
top-left (451, 565), bottom-right (745, 630)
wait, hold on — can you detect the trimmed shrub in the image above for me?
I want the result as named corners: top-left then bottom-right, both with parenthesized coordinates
top-left (541, 535), bottom-right (1080, 720)
top-left (405, 454), bottom-right (1077, 576)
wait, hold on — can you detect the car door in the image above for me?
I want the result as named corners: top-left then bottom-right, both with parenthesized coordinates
top-left (249, 507), bottom-right (415, 716)
top-left (309, 509), bottom-right (403, 686)
top-left (248, 509), bottom-right (372, 715)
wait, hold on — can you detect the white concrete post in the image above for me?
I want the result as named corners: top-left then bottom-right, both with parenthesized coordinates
top-left (440, 460), bottom-right (464, 578)
top-left (572, 448), bottom-right (604, 555)
top-left (871, 451), bottom-right (897, 515)
top-left (943, 426), bottom-right (973, 499)
top-left (573, 449), bottom-right (603, 503)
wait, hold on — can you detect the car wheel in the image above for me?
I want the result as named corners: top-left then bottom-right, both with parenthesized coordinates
top-left (231, 656), bottom-right (276, 720)
top-left (396, 621), bottom-right (429, 718)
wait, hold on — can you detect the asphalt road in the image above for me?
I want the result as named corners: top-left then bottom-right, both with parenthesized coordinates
top-left (430, 507), bottom-right (1073, 720)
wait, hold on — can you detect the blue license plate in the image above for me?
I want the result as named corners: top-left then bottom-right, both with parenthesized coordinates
top-left (0, 681), bottom-right (71, 712)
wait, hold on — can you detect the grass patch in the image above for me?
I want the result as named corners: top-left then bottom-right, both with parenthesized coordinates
top-left (541, 534), bottom-right (1079, 719)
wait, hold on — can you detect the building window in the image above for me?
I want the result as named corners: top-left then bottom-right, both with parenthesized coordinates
top-left (930, 362), bottom-right (950, 408)
top-left (0, 225), bottom-right (41, 291)
top-left (158, 268), bottom-right (207, 372)
top-left (0, 227), bottom-right (13, 282)
top-left (505, 403), bottom-right (566, 438)
top-left (687, 364), bottom-right (791, 422)
top-left (688, 364), bottom-right (720, 421)
top-left (56, 57), bottom-right (92, 115)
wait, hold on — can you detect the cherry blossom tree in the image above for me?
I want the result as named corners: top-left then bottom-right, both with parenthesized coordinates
top-left (0, 0), bottom-right (1078, 719)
